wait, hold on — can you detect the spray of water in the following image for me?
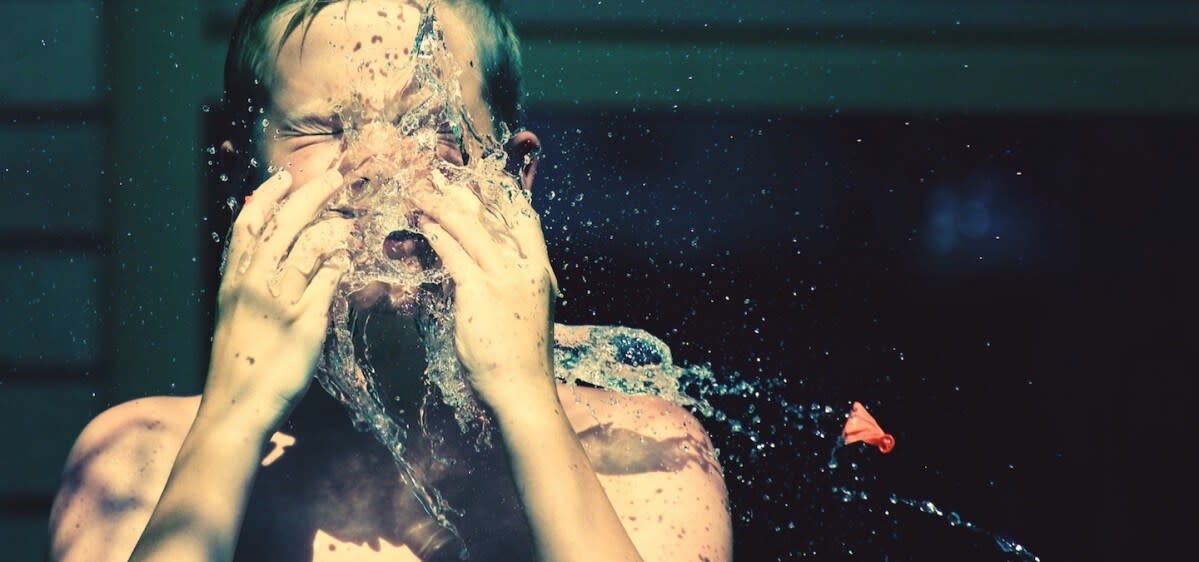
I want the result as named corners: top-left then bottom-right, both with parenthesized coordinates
top-left (214, 2), bottom-right (1040, 559)
top-left (306, 0), bottom-right (510, 543)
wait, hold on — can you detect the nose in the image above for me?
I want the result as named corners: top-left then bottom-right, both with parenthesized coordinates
top-left (356, 121), bottom-right (402, 152)
top-left (338, 121), bottom-right (441, 176)
top-left (340, 121), bottom-right (402, 165)
top-left (337, 122), bottom-right (404, 194)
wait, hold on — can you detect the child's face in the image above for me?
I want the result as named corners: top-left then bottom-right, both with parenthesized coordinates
top-left (251, 0), bottom-right (514, 315)
top-left (258, 0), bottom-right (493, 192)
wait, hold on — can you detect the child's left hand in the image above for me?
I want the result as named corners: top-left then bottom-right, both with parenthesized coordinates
top-left (410, 177), bottom-right (559, 411)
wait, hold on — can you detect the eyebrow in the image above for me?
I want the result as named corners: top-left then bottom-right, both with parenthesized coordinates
top-left (282, 92), bottom-right (451, 129)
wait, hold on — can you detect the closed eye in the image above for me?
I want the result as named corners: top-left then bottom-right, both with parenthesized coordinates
top-left (276, 115), bottom-right (344, 138)
top-left (282, 124), bottom-right (342, 137)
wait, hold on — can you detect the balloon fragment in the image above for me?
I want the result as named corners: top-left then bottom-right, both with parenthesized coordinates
top-left (842, 401), bottom-right (895, 454)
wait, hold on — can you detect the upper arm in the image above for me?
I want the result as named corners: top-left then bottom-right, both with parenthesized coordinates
top-left (48, 397), bottom-right (194, 562)
top-left (577, 394), bottom-right (733, 562)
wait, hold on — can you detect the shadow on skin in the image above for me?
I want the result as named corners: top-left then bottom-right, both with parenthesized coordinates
top-left (237, 390), bottom-right (535, 561)
top-left (577, 422), bottom-right (720, 475)
top-left (49, 395), bottom-right (705, 560)
top-left (50, 414), bottom-right (191, 559)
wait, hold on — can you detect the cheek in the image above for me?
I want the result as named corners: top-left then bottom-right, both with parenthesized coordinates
top-left (273, 140), bottom-right (343, 190)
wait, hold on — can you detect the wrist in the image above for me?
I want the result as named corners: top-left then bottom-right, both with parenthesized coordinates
top-left (473, 364), bottom-right (555, 406)
top-left (194, 391), bottom-right (284, 446)
top-left (485, 378), bottom-right (568, 434)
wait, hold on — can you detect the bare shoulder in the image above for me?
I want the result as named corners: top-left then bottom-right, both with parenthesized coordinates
top-left (57, 395), bottom-right (201, 483)
top-left (559, 384), bottom-right (712, 445)
top-left (556, 383), bottom-right (733, 562)
top-left (48, 395), bottom-right (201, 562)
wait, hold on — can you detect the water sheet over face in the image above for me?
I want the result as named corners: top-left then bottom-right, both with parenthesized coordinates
top-left (261, 0), bottom-right (719, 546)
top-left (296, 0), bottom-right (515, 538)
top-left (225, 3), bottom-right (1039, 559)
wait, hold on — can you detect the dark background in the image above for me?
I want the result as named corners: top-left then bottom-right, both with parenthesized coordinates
top-left (2, 1), bottom-right (1196, 560)
top-left (524, 110), bottom-right (1194, 561)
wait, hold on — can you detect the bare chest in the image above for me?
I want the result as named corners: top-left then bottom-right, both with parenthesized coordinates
top-left (234, 430), bottom-right (534, 562)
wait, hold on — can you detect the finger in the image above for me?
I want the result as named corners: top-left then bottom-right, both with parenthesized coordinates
top-left (411, 183), bottom-right (514, 273)
top-left (224, 170), bottom-right (293, 280)
top-left (292, 264), bottom-right (344, 347)
top-left (248, 169), bottom-right (344, 278)
top-left (476, 182), bottom-right (539, 262)
top-left (272, 217), bottom-right (353, 304)
top-left (545, 262), bottom-right (560, 298)
top-left (237, 170), bottom-right (294, 233)
top-left (296, 258), bottom-right (348, 315)
top-left (419, 219), bottom-right (482, 284)
top-left (505, 193), bottom-right (552, 262)
top-left (510, 201), bottom-right (558, 295)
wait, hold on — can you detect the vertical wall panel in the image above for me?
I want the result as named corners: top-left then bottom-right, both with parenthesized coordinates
top-left (0, 125), bottom-right (105, 235)
top-left (0, 1), bottom-right (102, 105)
top-left (0, 254), bottom-right (100, 367)
top-left (106, 0), bottom-right (210, 399)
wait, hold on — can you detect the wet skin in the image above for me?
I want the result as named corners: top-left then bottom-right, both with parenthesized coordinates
top-left (51, 384), bottom-right (726, 561)
top-left (48, 2), bottom-right (732, 562)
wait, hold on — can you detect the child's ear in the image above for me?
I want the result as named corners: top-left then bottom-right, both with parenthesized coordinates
top-left (217, 140), bottom-right (256, 197)
top-left (507, 130), bottom-right (541, 190)
top-left (219, 140), bottom-right (237, 162)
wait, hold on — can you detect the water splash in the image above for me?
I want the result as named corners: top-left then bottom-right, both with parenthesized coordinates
top-left (553, 324), bottom-right (719, 414)
top-left (304, 0), bottom-right (504, 544)
top-left (205, 0), bottom-right (523, 547)
top-left (871, 491), bottom-right (1038, 561)
top-left (821, 482), bottom-right (1041, 561)
top-left (553, 325), bottom-right (1035, 559)
top-left (213, 2), bottom-right (1041, 559)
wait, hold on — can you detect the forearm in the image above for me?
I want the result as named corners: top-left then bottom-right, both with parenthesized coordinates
top-left (492, 381), bottom-right (643, 562)
top-left (126, 164), bottom-right (348, 559)
top-left (128, 399), bottom-right (273, 562)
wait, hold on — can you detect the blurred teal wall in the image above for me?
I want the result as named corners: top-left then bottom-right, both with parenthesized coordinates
top-left (1, 1), bottom-right (1195, 560)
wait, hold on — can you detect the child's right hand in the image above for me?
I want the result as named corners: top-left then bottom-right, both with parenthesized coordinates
top-left (202, 169), bottom-right (351, 432)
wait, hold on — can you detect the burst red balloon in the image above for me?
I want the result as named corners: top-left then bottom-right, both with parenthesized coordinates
top-left (843, 401), bottom-right (895, 454)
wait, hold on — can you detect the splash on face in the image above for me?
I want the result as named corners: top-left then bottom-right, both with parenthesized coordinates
top-left (260, 0), bottom-right (515, 316)
top-left (240, 2), bottom-right (531, 536)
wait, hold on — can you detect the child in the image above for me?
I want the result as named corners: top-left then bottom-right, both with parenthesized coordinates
top-left (49, 2), bottom-right (731, 561)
